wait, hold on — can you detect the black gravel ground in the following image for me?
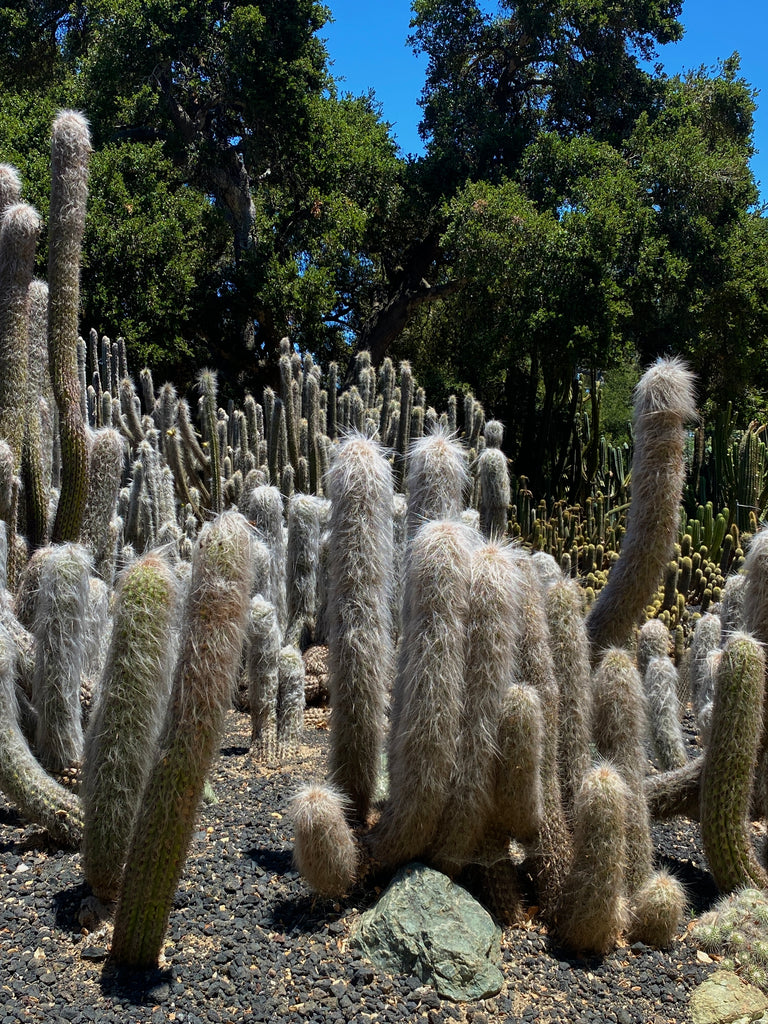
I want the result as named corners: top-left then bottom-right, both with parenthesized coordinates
top-left (0, 709), bottom-right (728, 1024)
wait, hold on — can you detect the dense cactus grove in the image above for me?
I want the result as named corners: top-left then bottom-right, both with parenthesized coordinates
top-left (2, 110), bottom-right (768, 979)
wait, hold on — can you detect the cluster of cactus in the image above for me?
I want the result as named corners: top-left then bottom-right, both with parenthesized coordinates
top-left (692, 888), bottom-right (768, 992)
top-left (291, 357), bottom-right (759, 955)
top-left (4, 107), bottom-right (768, 979)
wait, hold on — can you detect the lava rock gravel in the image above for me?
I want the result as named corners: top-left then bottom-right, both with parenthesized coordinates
top-left (0, 710), bottom-right (723, 1024)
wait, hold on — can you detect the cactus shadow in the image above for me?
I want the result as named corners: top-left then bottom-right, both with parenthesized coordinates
top-left (52, 879), bottom-right (92, 933)
top-left (99, 961), bottom-right (175, 1007)
top-left (244, 843), bottom-right (294, 875)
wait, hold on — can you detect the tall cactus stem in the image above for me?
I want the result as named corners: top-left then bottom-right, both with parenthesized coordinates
top-left (110, 512), bottom-right (254, 969)
top-left (48, 110), bottom-right (91, 544)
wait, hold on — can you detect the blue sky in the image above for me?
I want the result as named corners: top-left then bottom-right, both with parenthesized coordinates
top-left (323, 0), bottom-right (768, 206)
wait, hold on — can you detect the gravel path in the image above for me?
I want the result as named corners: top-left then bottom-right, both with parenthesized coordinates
top-left (0, 709), bottom-right (726, 1024)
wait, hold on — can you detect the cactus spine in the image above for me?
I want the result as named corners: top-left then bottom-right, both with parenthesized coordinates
top-left (110, 512), bottom-right (254, 968)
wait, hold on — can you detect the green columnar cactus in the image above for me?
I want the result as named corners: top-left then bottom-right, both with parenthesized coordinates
top-left (405, 427), bottom-right (469, 539)
top-left (544, 577), bottom-right (592, 817)
top-left (110, 512), bottom-right (254, 969)
top-left (0, 622), bottom-right (84, 846)
top-left (327, 362), bottom-right (338, 441)
top-left (557, 763), bottom-right (630, 955)
top-left (247, 595), bottom-right (281, 758)
top-left (277, 645), bottom-right (305, 756)
top-left (285, 494), bottom-right (322, 649)
top-left (279, 353), bottom-right (300, 471)
top-left (80, 428), bottom-right (125, 585)
top-left (325, 435), bottom-right (394, 822)
top-left (32, 543), bottom-right (91, 773)
top-left (432, 543), bottom-right (526, 872)
top-left (371, 519), bottom-right (477, 867)
top-left (290, 784), bottom-right (358, 897)
top-left (644, 656), bottom-right (687, 771)
top-left (80, 554), bottom-right (177, 902)
top-left (586, 358), bottom-right (697, 653)
top-left (591, 647), bottom-right (654, 897)
top-left (700, 632), bottom-right (768, 893)
top-left (48, 111), bottom-right (91, 544)
top-left (378, 357), bottom-right (395, 440)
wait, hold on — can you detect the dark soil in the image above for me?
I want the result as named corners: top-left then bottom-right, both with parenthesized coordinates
top-left (0, 708), bottom-right (738, 1024)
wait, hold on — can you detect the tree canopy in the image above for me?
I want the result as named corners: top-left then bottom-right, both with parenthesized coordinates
top-left (0, 0), bottom-right (765, 461)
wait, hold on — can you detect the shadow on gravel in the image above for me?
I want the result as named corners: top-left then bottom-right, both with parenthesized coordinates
top-left (244, 844), bottom-right (293, 874)
top-left (220, 744), bottom-right (249, 757)
top-left (52, 879), bottom-right (91, 933)
top-left (100, 962), bottom-right (176, 1007)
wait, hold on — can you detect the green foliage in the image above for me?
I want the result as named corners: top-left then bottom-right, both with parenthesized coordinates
top-left (83, 142), bottom-right (229, 385)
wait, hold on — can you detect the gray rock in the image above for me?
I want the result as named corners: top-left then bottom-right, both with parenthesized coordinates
top-left (690, 970), bottom-right (768, 1024)
top-left (351, 862), bottom-right (503, 1002)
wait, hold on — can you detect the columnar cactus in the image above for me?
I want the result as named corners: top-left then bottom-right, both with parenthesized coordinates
top-left (110, 512), bottom-right (254, 968)
top-left (586, 358), bottom-right (697, 653)
top-left (544, 577), bottom-right (592, 816)
top-left (290, 784), bottom-right (358, 897)
top-left (285, 494), bottom-right (323, 649)
top-left (245, 485), bottom-right (287, 632)
top-left (591, 647), bottom-right (654, 897)
top-left (643, 655), bottom-right (687, 771)
top-left (197, 369), bottom-right (222, 516)
top-left (80, 554), bottom-right (177, 902)
top-left (370, 519), bottom-right (476, 866)
top-left (485, 681), bottom-right (544, 857)
top-left (48, 110), bottom-right (91, 544)
top-left (478, 446), bottom-right (510, 539)
top-left (405, 427), bottom-right (468, 539)
top-left (700, 632), bottom-right (768, 893)
top-left (0, 621), bottom-right (84, 846)
top-left (0, 202), bottom-right (43, 562)
top-left (557, 763), bottom-right (630, 954)
top-left (277, 645), bottom-right (305, 756)
top-left (32, 543), bottom-right (91, 773)
top-left (80, 427), bottom-right (125, 585)
top-left (690, 612), bottom-right (722, 743)
top-left (432, 542), bottom-right (526, 872)
top-left (247, 595), bottom-right (281, 758)
top-left (325, 435), bottom-right (394, 822)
